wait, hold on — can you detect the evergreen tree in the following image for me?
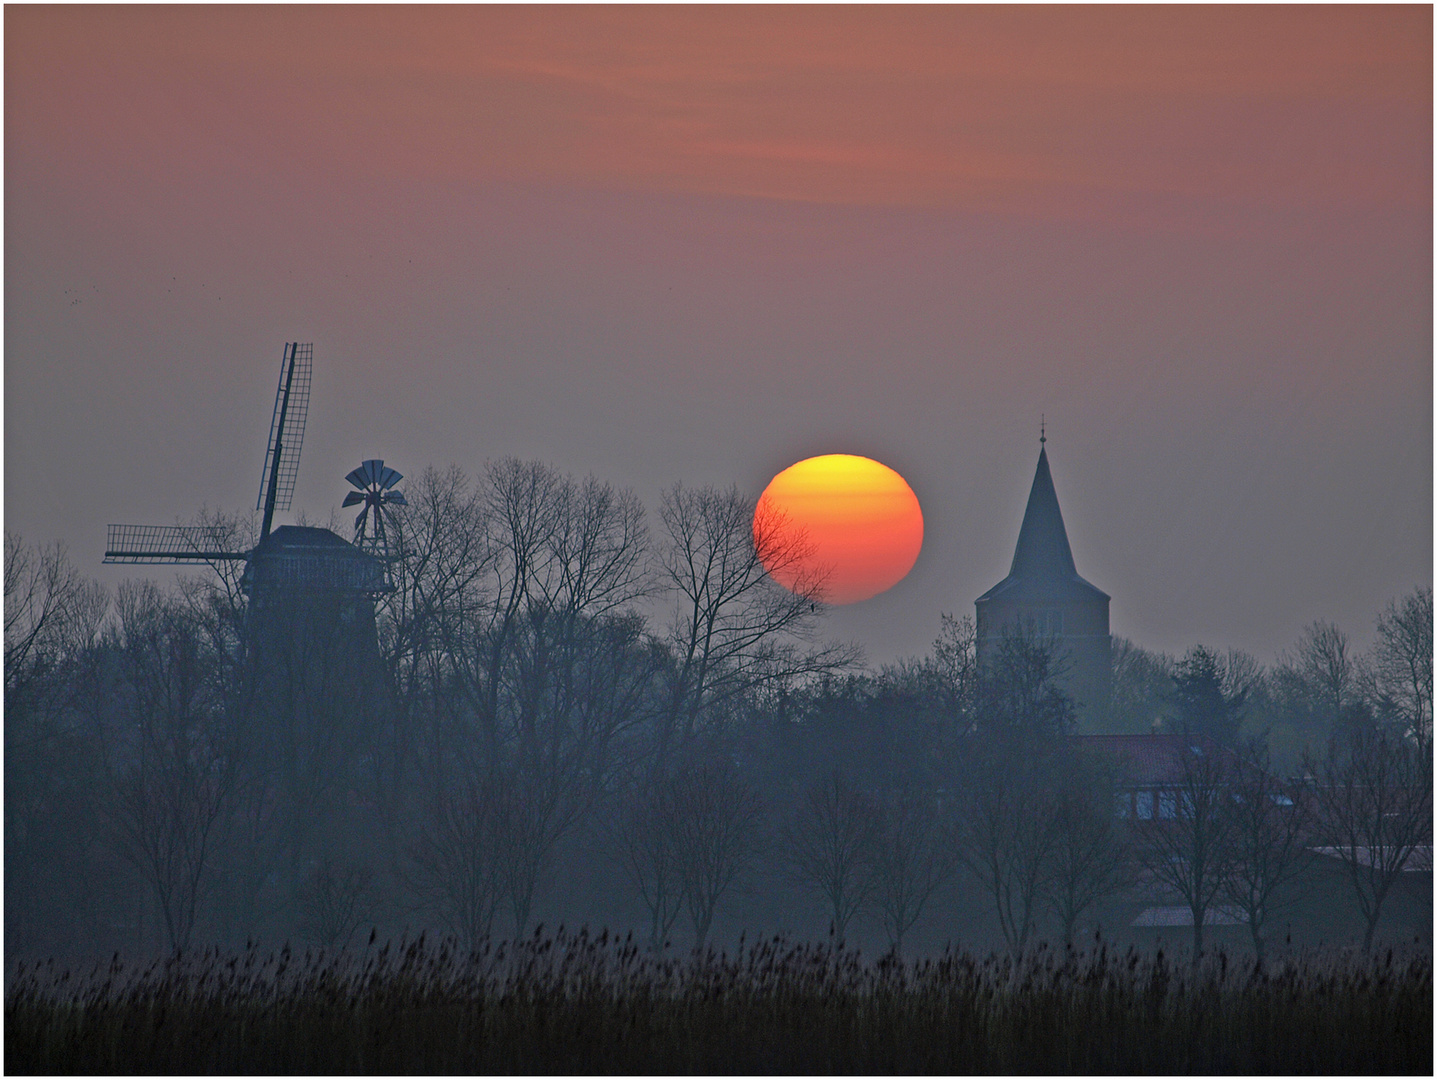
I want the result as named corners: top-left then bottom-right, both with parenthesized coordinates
top-left (1166, 645), bottom-right (1244, 746)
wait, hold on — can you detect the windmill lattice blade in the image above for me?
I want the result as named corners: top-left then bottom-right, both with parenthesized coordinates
top-left (256, 342), bottom-right (313, 513)
top-left (362, 460), bottom-right (384, 485)
top-left (104, 524), bottom-right (249, 564)
top-left (383, 491), bottom-right (408, 506)
top-left (342, 491), bottom-right (365, 507)
top-left (377, 466), bottom-right (402, 489)
top-left (345, 466), bottom-right (369, 490)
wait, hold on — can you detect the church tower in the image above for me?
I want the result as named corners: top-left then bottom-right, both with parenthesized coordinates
top-left (975, 436), bottom-right (1111, 721)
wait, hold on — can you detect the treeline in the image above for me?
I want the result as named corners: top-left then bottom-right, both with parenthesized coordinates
top-left (4, 459), bottom-right (1432, 963)
top-left (1107, 601), bottom-right (1432, 771)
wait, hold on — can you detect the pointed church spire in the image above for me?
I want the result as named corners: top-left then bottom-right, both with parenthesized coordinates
top-left (974, 434), bottom-right (1111, 725)
top-left (1008, 443), bottom-right (1077, 580)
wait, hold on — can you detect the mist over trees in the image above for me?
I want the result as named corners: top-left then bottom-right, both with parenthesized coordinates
top-left (4, 463), bottom-right (1431, 964)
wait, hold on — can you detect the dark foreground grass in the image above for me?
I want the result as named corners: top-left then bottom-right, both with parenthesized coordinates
top-left (6, 930), bottom-right (1431, 1074)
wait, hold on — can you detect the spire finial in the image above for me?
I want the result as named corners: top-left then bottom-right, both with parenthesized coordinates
top-left (1040, 415), bottom-right (1046, 446)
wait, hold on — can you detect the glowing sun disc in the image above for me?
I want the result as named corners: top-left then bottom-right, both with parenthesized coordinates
top-left (755, 454), bottom-right (924, 605)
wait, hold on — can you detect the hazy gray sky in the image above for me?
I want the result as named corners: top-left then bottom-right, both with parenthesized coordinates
top-left (6, 7), bottom-right (1430, 665)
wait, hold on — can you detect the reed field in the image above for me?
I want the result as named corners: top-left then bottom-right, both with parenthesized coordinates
top-left (6, 929), bottom-right (1430, 1074)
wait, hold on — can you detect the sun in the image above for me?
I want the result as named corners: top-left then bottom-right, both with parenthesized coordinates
top-left (754, 454), bottom-right (924, 605)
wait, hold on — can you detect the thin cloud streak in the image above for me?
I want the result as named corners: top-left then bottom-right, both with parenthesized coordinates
top-left (9, 6), bottom-right (1428, 221)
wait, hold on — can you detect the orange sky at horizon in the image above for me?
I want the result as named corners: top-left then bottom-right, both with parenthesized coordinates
top-left (8, 5), bottom-right (1429, 225)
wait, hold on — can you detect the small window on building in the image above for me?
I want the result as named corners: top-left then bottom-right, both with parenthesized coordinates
top-left (1159, 790), bottom-right (1177, 819)
top-left (1136, 791), bottom-right (1154, 819)
top-left (1114, 792), bottom-right (1130, 819)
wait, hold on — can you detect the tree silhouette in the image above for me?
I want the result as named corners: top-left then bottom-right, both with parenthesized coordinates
top-left (1305, 723), bottom-right (1432, 952)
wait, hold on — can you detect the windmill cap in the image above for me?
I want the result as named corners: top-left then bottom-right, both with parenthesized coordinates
top-left (242, 525), bottom-right (390, 594)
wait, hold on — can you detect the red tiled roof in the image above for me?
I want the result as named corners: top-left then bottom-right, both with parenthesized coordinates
top-left (1074, 733), bottom-right (1226, 786)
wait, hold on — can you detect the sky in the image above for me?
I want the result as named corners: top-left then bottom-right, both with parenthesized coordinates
top-left (5, 6), bottom-right (1431, 667)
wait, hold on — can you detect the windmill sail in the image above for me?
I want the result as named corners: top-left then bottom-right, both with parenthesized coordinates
top-left (104, 524), bottom-right (248, 564)
top-left (105, 341), bottom-right (310, 565)
top-left (257, 342), bottom-right (313, 534)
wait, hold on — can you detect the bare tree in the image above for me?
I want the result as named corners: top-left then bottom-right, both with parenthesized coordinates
top-left (927, 612), bottom-right (980, 729)
top-left (5, 534), bottom-right (110, 953)
top-left (610, 779), bottom-right (686, 951)
top-left (158, 513), bottom-right (270, 943)
top-left (875, 613), bottom-right (981, 754)
top-left (1044, 759), bottom-right (1130, 951)
top-left (493, 764), bottom-right (577, 938)
top-left (1305, 723), bottom-right (1432, 952)
top-left (297, 858), bottom-right (376, 953)
top-left (377, 465), bottom-right (493, 833)
top-left (869, 787), bottom-right (950, 957)
top-left (1370, 587), bottom-right (1433, 747)
top-left (666, 761), bottom-right (765, 949)
top-left (4, 532), bottom-right (107, 701)
top-left (402, 460), bottom-right (656, 938)
top-left (407, 767), bottom-right (508, 951)
top-left (655, 484), bottom-right (853, 767)
top-left (1292, 620), bottom-right (1355, 720)
top-left (102, 581), bottom-right (232, 952)
top-left (1221, 648), bottom-right (1266, 712)
top-left (1131, 738), bottom-right (1236, 959)
top-left (1107, 636), bottom-right (1172, 734)
top-left (178, 507), bottom-right (257, 627)
top-left (1221, 737), bottom-right (1310, 963)
top-left (438, 458), bottom-right (568, 763)
top-left (782, 773), bottom-right (880, 942)
top-left (952, 745), bottom-right (1057, 957)
top-left (976, 624), bottom-right (1077, 739)
top-left (953, 627), bottom-right (1075, 956)
top-left (498, 608), bottom-right (663, 936)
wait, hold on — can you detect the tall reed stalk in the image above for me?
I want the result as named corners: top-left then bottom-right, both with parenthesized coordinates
top-left (7, 929), bottom-right (1430, 1073)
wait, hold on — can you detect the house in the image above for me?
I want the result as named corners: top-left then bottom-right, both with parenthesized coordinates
top-left (1075, 732), bottom-right (1235, 822)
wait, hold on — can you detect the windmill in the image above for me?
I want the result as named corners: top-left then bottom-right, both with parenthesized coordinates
top-left (103, 343), bottom-right (389, 596)
top-left (104, 342), bottom-right (399, 920)
top-left (342, 460), bottom-right (407, 559)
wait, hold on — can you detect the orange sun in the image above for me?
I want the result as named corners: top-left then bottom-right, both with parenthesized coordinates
top-left (754, 454), bottom-right (924, 605)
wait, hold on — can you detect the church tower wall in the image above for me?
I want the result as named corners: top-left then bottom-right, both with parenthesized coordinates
top-left (975, 595), bottom-right (1111, 719)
